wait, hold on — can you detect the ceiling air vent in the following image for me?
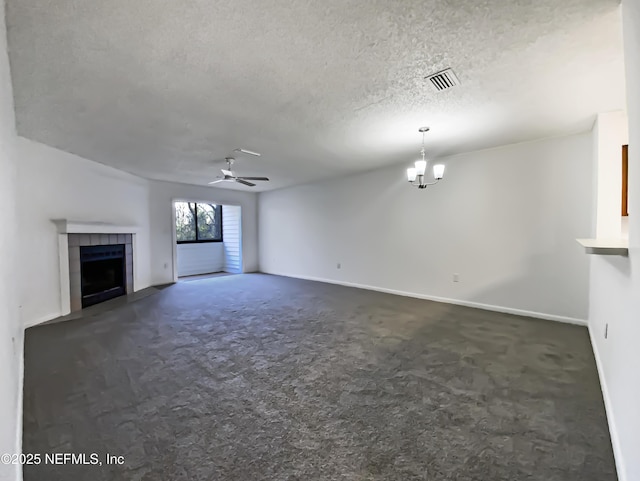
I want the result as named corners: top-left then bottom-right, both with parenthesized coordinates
top-left (425, 68), bottom-right (460, 91)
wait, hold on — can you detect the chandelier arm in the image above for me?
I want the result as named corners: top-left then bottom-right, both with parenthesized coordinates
top-left (421, 179), bottom-right (440, 186)
top-left (413, 179), bottom-right (440, 188)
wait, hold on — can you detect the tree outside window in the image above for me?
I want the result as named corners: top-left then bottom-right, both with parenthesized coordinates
top-left (175, 202), bottom-right (222, 243)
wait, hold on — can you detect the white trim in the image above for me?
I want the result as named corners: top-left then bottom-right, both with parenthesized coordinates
top-left (171, 200), bottom-right (179, 283)
top-left (23, 312), bottom-right (61, 329)
top-left (52, 220), bottom-right (141, 235)
top-left (263, 271), bottom-right (588, 326)
top-left (58, 234), bottom-right (71, 316)
top-left (132, 234), bottom-right (140, 293)
top-left (239, 209), bottom-right (244, 273)
top-left (15, 329), bottom-right (24, 481)
top-left (588, 324), bottom-right (626, 481)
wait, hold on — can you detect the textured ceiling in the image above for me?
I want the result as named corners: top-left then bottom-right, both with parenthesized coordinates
top-left (6, 0), bottom-right (625, 191)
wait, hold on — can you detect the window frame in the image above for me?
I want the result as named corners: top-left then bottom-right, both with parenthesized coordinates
top-left (175, 202), bottom-right (223, 244)
top-left (622, 145), bottom-right (629, 217)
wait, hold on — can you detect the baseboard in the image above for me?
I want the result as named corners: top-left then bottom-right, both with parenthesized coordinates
top-left (15, 328), bottom-right (25, 481)
top-left (23, 312), bottom-right (62, 329)
top-left (23, 279), bottom-right (157, 329)
top-left (262, 271), bottom-right (588, 326)
top-left (588, 325), bottom-right (626, 481)
top-left (26, 273), bottom-right (587, 329)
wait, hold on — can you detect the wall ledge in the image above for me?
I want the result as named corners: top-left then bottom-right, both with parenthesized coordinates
top-left (576, 238), bottom-right (629, 256)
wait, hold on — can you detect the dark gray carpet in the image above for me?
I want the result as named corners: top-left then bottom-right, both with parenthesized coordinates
top-left (23, 274), bottom-right (615, 480)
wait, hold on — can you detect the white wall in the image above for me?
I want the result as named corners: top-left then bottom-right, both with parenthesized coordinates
top-left (593, 111), bottom-right (629, 238)
top-left (588, 3), bottom-right (640, 480)
top-left (14, 139), bottom-right (259, 324)
top-left (149, 181), bottom-right (258, 285)
top-left (15, 137), bottom-right (152, 327)
top-left (0, 3), bottom-right (22, 480)
top-left (176, 243), bottom-right (224, 277)
top-left (222, 205), bottom-right (242, 273)
top-left (260, 132), bottom-right (593, 322)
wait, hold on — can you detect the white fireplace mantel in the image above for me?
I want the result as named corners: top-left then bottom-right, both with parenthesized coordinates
top-left (52, 219), bottom-right (141, 235)
top-left (53, 219), bottom-right (141, 317)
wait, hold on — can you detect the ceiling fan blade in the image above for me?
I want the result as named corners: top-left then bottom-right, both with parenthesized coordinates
top-left (237, 176), bottom-right (269, 181)
top-left (208, 179), bottom-right (226, 185)
top-left (234, 149), bottom-right (261, 157)
top-left (235, 179), bottom-right (256, 187)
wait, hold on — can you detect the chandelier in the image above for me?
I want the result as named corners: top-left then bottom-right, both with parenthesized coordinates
top-left (406, 127), bottom-right (445, 189)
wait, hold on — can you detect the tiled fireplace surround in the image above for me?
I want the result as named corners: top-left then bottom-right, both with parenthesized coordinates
top-left (53, 220), bottom-right (139, 316)
top-left (67, 233), bottom-right (134, 312)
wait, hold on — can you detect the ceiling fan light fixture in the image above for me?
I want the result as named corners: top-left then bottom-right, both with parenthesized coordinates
top-left (208, 155), bottom-right (270, 188)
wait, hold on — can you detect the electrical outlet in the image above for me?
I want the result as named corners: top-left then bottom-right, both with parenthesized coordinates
top-left (605, 323), bottom-right (608, 339)
top-left (453, 273), bottom-right (459, 282)
top-left (337, 263), bottom-right (341, 269)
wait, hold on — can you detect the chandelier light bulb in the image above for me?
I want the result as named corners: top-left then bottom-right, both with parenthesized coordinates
top-left (433, 164), bottom-right (445, 180)
top-left (414, 160), bottom-right (427, 176)
top-left (407, 167), bottom-right (417, 182)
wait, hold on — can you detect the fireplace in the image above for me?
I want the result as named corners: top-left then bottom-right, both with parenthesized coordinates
top-left (66, 233), bottom-right (134, 312)
top-left (80, 244), bottom-right (126, 308)
top-left (53, 221), bottom-right (138, 316)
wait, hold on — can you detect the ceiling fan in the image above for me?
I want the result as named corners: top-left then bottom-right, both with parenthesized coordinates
top-left (208, 157), bottom-right (269, 187)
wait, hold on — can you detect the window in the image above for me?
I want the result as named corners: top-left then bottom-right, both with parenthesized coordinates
top-left (175, 202), bottom-right (223, 243)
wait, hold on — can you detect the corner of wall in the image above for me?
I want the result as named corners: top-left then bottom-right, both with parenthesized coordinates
top-left (587, 323), bottom-right (626, 481)
top-left (1, 0), bottom-right (25, 477)
top-left (584, 3), bottom-right (640, 480)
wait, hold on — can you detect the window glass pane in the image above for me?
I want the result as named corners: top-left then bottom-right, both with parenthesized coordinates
top-left (175, 202), bottom-right (196, 242)
top-left (197, 203), bottom-right (222, 241)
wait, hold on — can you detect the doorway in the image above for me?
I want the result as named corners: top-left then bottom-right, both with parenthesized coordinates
top-left (174, 201), bottom-right (242, 278)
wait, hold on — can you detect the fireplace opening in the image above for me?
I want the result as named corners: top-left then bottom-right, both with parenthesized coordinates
top-left (80, 244), bottom-right (126, 308)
